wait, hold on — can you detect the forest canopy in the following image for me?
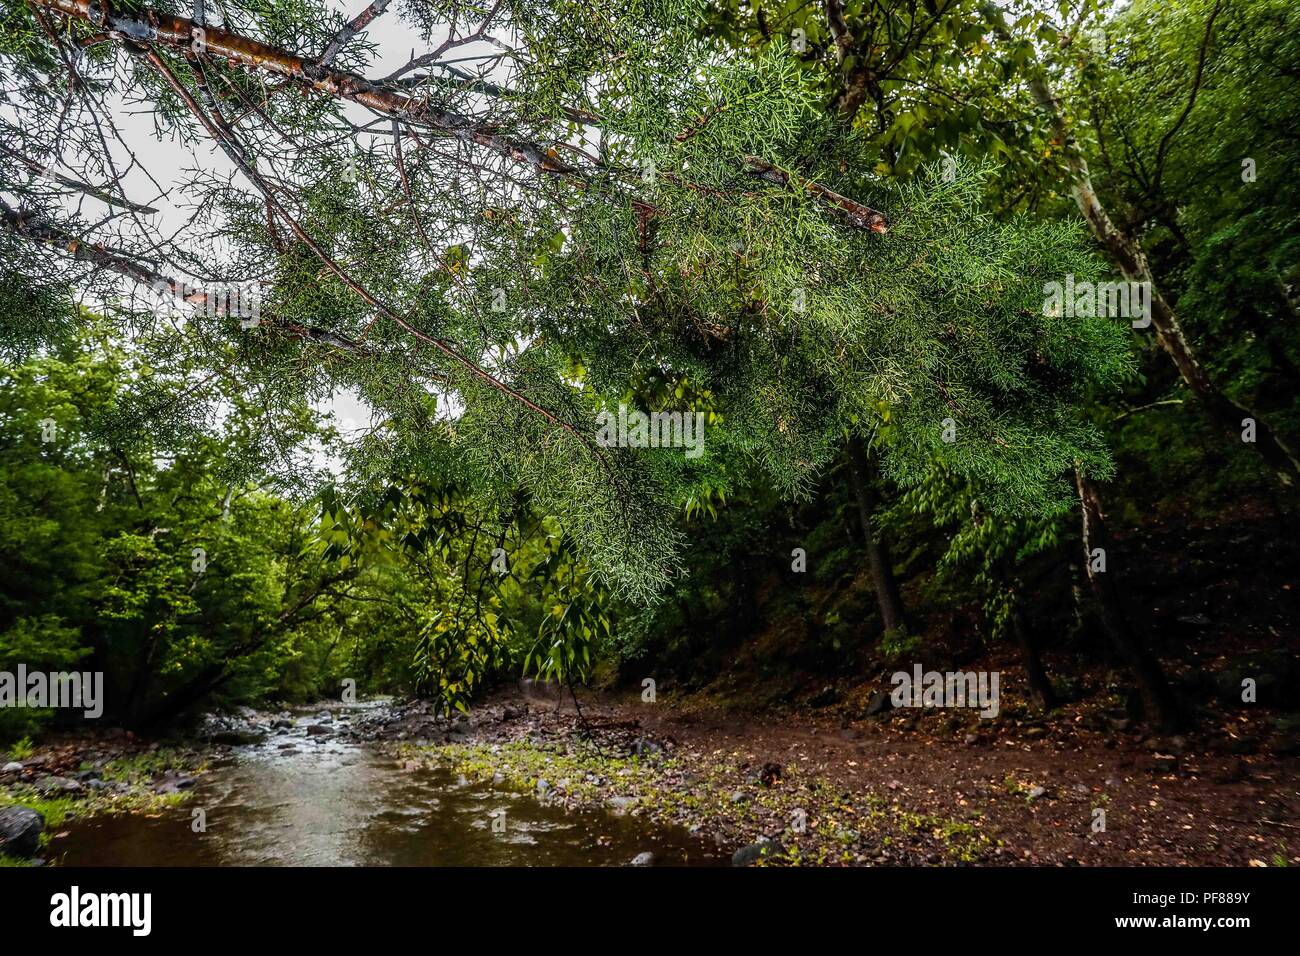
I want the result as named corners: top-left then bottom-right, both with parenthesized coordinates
top-left (0, 0), bottom-right (1295, 730)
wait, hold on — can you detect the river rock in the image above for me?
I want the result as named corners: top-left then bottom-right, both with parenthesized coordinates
top-left (0, 805), bottom-right (45, 857)
top-left (155, 772), bottom-right (197, 795)
top-left (306, 724), bottom-right (332, 736)
top-left (732, 839), bottom-right (783, 867)
top-left (605, 796), bottom-right (638, 813)
top-left (1, 761), bottom-right (22, 773)
top-left (35, 776), bottom-right (82, 796)
top-left (630, 852), bottom-right (655, 867)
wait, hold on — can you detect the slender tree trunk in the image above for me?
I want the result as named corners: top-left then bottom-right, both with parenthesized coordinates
top-left (1075, 467), bottom-right (1179, 729)
top-left (845, 437), bottom-right (910, 634)
top-left (1008, 603), bottom-right (1057, 710)
top-left (986, 8), bottom-right (1300, 489)
top-left (1054, 128), bottom-right (1299, 486)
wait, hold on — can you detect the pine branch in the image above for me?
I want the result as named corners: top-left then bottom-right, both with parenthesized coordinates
top-left (0, 199), bottom-right (372, 356)
top-left (743, 155), bottom-right (890, 232)
top-left (136, 42), bottom-right (597, 457)
top-left (40, 0), bottom-right (577, 176)
top-left (317, 0), bottom-right (392, 69)
top-left (33, 0), bottom-right (887, 233)
top-left (0, 142), bottom-right (159, 214)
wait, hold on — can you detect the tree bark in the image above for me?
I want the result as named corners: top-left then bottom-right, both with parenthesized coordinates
top-left (1075, 467), bottom-right (1179, 729)
top-left (1008, 603), bottom-right (1057, 710)
top-left (846, 437), bottom-right (910, 634)
top-left (993, 14), bottom-right (1300, 488)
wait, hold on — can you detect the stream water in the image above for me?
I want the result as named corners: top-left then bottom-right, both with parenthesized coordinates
top-left (53, 710), bottom-right (726, 867)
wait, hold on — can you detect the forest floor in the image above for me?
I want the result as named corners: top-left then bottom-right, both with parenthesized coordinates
top-left (409, 679), bottom-right (1300, 866)
top-left (5, 685), bottom-right (1297, 866)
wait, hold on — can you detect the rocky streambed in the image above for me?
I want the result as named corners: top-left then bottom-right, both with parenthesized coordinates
top-left (2, 698), bottom-right (727, 867)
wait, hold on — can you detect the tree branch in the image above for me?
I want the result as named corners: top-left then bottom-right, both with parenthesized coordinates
top-left (318, 0), bottom-right (392, 68)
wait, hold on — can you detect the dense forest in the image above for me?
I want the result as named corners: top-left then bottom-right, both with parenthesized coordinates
top-left (0, 0), bottom-right (1296, 872)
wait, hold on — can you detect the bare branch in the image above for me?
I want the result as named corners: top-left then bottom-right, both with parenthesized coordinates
top-left (318, 0), bottom-right (392, 69)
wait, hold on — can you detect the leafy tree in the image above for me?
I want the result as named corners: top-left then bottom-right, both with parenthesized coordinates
top-left (2, 0), bottom-right (1132, 605)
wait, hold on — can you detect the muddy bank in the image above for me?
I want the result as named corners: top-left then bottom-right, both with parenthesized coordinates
top-left (404, 686), bottom-right (1300, 866)
top-left (1, 733), bottom-right (206, 863)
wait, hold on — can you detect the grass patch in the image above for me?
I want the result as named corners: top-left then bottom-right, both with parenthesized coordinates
top-left (409, 737), bottom-right (992, 865)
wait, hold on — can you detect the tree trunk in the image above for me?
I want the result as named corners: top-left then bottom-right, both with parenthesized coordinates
top-left (845, 437), bottom-right (910, 634)
top-left (1007, 603), bottom-right (1057, 710)
top-left (1051, 123), bottom-right (1300, 487)
top-left (985, 8), bottom-right (1300, 488)
top-left (1075, 467), bottom-right (1179, 729)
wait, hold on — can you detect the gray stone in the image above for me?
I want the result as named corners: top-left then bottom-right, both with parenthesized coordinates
top-left (35, 776), bottom-right (81, 796)
top-left (632, 738), bottom-right (663, 758)
top-left (1, 761), bottom-right (22, 773)
top-left (630, 851), bottom-right (655, 867)
top-left (732, 840), bottom-right (783, 867)
top-left (0, 805), bottom-right (45, 857)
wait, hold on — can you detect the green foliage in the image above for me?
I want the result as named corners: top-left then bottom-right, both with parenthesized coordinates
top-left (883, 460), bottom-right (1068, 641)
top-left (0, 330), bottom-right (357, 732)
top-left (0, 0), bottom-right (1293, 723)
top-left (0, 0), bottom-right (1135, 610)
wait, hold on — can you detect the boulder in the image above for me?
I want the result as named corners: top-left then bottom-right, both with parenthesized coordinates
top-left (0, 805), bottom-right (45, 857)
top-left (630, 852), bottom-right (655, 867)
